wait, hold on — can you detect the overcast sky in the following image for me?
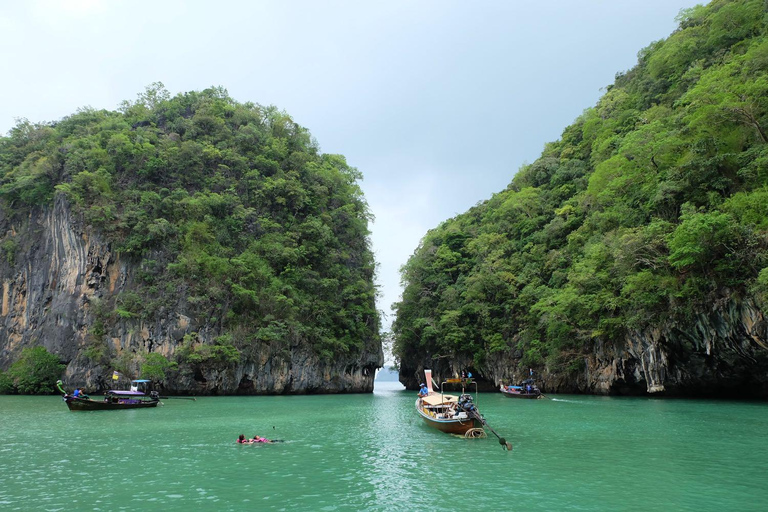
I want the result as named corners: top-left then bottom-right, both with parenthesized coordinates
top-left (1, 0), bottom-right (702, 333)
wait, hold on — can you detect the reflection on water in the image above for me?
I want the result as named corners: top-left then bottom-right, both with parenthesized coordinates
top-left (1, 391), bottom-right (767, 511)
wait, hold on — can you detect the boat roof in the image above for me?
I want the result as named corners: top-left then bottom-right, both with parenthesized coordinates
top-left (132, 379), bottom-right (151, 383)
top-left (107, 390), bottom-right (145, 396)
top-left (421, 393), bottom-right (458, 406)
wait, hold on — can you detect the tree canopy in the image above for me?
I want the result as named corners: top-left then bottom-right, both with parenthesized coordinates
top-left (0, 84), bottom-right (379, 368)
top-left (392, 0), bottom-right (768, 377)
top-left (0, 347), bottom-right (65, 394)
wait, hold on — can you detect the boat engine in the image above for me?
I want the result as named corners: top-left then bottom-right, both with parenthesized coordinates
top-left (457, 394), bottom-right (477, 413)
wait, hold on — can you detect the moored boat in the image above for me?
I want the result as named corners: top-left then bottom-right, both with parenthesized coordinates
top-left (500, 377), bottom-right (542, 399)
top-left (415, 370), bottom-right (513, 450)
top-left (57, 379), bottom-right (160, 411)
top-left (415, 369), bottom-right (483, 436)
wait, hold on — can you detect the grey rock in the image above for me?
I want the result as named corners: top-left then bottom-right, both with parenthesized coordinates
top-left (399, 299), bottom-right (768, 397)
top-left (0, 197), bottom-right (383, 394)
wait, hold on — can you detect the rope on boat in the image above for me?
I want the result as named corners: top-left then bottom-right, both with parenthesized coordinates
top-left (455, 393), bottom-right (512, 451)
top-left (464, 408), bottom-right (513, 451)
top-left (464, 428), bottom-right (487, 439)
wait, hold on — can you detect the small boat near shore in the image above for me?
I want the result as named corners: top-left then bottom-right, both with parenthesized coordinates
top-left (57, 379), bottom-right (160, 411)
top-left (416, 387), bottom-right (480, 436)
top-left (415, 369), bottom-right (513, 450)
top-left (416, 370), bottom-right (481, 436)
top-left (500, 377), bottom-right (542, 399)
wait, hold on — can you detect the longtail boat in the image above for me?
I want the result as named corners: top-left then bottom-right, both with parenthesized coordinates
top-left (500, 377), bottom-right (542, 399)
top-left (415, 370), bottom-right (513, 450)
top-left (57, 379), bottom-right (160, 411)
top-left (415, 369), bottom-right (484, 436)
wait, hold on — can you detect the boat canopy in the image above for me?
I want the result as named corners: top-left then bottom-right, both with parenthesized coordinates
top-left (421, 393), bottom-right (458, 406)
top-left (107, 390), bottom-right (146, 396)
top-left (132, 379), bottom-right (151, 383)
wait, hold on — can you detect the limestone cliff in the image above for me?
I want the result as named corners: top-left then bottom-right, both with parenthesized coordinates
top-left (393, 0), bottom-right (768, 399)
top-left (0, 196), bottom-right (382, 394)
top-left (399, 299), bottom-right (768, 397)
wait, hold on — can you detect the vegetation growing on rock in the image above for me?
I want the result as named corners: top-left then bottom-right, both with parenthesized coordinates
top-left (0, 84), bottom-right (380, 390)
top-left (392, 0), bottom-right (768, 390)
top-left (0, 347), bottom-right (65, 394)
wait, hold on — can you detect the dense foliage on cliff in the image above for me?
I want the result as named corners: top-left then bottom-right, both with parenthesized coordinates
top-left (392, 0), bottom-right (768, 376)
top-left (0, 85), bottom-right (379, 363)
top-left (0, 347), bottom-right (64, 394)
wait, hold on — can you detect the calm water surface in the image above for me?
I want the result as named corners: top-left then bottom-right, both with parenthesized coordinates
top-left (1, 382), bottom-right (767, 511)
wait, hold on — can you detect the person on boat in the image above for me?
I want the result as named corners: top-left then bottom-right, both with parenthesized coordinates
top-left (73, 388), bottom-right (82, 398)
top-left (418, 383), bottom-right (429, 397)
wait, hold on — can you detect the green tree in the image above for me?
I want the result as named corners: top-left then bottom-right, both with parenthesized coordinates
top-left (139, 352), bottom-right (178, 382)
top-left (3, 347), bottom-right (65, 394)
top-left (393, 0), bottom-right (768, 384)
top-left (668, 209), bottom-right (737, 272)
top-left (0, 84), bottom-right (380, 368)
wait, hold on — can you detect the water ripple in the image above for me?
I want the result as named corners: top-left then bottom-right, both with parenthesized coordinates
top-left (1, 389), bottom-right (767, 510)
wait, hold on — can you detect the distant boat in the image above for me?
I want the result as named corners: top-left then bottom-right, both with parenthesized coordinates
top-left (415, 369), bottom-right (484, 436)
top-left (57, 379), bottom-right (160, 411)
top-left (500, 378), bottom-right (542, 399)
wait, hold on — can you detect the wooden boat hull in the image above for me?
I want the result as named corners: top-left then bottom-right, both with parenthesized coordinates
top-left (416, 399), bottom-right (479, 435)
top-left (500, 390), bottom-right (541, 399)
top-left (64, 396), bottom-right (159, 411)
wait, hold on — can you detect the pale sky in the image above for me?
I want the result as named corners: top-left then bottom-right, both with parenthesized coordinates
top-left (0, 0), bottom-right (702, 335)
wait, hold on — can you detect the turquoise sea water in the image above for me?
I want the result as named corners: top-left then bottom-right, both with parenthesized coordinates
top-left (1, 382), bottom-right (767, 511)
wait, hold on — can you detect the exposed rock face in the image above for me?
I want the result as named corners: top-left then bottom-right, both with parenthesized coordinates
top-left (0, 198), bottom-right (383, 394)
top-left (399, 300), bottom-right (768, 398)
